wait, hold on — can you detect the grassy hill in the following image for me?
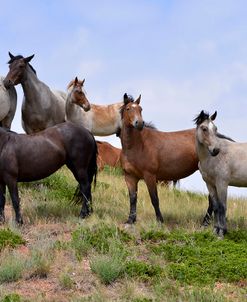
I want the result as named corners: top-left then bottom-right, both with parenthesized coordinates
top-left (0, 167), bottom-right (246, 302)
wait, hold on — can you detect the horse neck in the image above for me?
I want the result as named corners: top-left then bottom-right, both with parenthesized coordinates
top-left (21, 66), bottom-right (44, 100)
top-left (120, 124), bottom-right (144, 151)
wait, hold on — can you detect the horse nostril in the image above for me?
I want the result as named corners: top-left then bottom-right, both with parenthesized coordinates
top-left (211, 148), bottom-right (220, 156)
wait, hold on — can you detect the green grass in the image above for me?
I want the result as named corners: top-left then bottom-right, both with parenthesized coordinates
top-left (1, 167), bottom-right (246, 301)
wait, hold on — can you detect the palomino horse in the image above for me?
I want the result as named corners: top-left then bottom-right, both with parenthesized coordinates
top-left (0, 122), bottom-right (97, 224)
top-left (65, 78), bottom-right (123, 136)
top-left (0, 76), bottom-right (17, 129)
top-left (195, 110), bottom-right (240, 238)
top-left (3, 52), bottom-right (66, 134)
top-left (96, 141), bottom-right (121, 171)
top-left (120, 94), bottom-right (198, 223)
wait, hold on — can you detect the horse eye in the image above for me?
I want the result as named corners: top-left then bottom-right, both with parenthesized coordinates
top-left (126, 107), bottom-right (130, 111)
top-left (202, 127), bottom-right (208, 132)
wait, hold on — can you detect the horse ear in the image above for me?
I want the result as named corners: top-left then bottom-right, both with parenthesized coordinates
top-left (210, 111), bottom-right (217, 121)
top-left (9, 52), bottom-right (15, 59)
top-left (135, 94), bottom-right (141, 104)
top-left (123, 93), bottom-right (129, 105)
top-left (24, 54), bottom-right (35, 63)
top-left (82, 79), bottom-right (85, 85)
top-left (74, 77), bottom-right (78, 85)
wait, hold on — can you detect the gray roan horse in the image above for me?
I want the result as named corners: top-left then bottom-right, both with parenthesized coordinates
top-left (3, 52), bottom-right (66, 134)
top-left (0, 76), bottom-right (17, 129)
top-left (194, 110), bottom-right (238, 238)
top-left (0, 122), bottom-right (97, 224)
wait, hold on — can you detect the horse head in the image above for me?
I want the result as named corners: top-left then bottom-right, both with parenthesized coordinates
top-left (120, 93), bottom-right (144, 130)
top-left (194, 110), bottom-right (219, 156)
top-left (3, 52), bottom-right (35, 88)
top-left (67, 77), bottom-right (91, 112)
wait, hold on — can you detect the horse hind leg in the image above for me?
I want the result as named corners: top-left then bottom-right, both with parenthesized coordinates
top-left (0, 183), bottom-right (6, 223)
top-left (6, 180), bottom-right (23, 225)
top-left (144, 173), bottom-right (164, 223)
top-left (202, 194), bottom-right (214, 226)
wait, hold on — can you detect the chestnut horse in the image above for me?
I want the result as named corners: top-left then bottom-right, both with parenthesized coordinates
top-left (65, 78), bottom-right (123, 136)
top-left (3, 52), bottom-right (66, 134)
top-left (0, 122), bottom-right (97, 224)
top-left (96, 141), bottom-right (121, 171)
top-left (0, 76), bottom-right (17, 129)
top-left (120, 94), bottom-right (199, 223)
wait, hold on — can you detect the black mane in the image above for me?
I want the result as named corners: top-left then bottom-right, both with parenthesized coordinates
top-left (193, 110), bottom-right (210, 126)
top-left (7, 55), bottom-right (36, 75)
top-left (216, 132), bottom-right (235, 142)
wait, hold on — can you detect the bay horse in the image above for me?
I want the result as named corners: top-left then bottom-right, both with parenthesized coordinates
top-left (65, 78), bottom-right (123, 136)
top-left (195, 110), bottom-right (240, 238)
top-left (120, 94), bottom-right (199, 224)
top-left (3, 52), bottom-right (66, 134)
top-left (96, 141), bottom-right (121, 171)
top-left (0, 122), bottom-right (97, 224)
top-left (0, 76), bottom-right (17, 129)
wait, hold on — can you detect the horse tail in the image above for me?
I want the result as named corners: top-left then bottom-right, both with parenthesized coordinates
top-left (88, 136), bottom-right (98, 188)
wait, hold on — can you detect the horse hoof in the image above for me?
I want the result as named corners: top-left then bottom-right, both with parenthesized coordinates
top-left (157, 216), bottom-right (164, 223)
top-left (125, 218), bottom-right (136, 224)
top-left (0, 215), bottom-right (5, 224)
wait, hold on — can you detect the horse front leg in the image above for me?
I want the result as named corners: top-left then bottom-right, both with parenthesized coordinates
top-left (215, 183), bottom-right (228, 238)
top-left (144, 173), bottom-right (164, 223)
top-left (0, 183), bottom-right (6, 224)
top-left (202, 194), bottom-right (214, 226)
top-left (7, 181), bottom-right (23, 225)
top-left (124, 173), bottom-right (138, 224)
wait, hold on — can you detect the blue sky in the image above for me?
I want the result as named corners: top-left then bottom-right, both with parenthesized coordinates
top-left (1, 0), bottom-right (247, 196)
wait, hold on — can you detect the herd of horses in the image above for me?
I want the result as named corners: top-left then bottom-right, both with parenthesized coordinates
top-left (0, 52), bottom-right (245, 238)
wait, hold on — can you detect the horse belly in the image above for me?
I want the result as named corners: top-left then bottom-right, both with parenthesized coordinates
top-left (17, 151), bottom-right (65, 182)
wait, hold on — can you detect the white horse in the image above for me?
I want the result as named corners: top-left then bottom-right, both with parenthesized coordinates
top-left (195, 110), bottom-right (240, 238)
top-left (0, 76), bottom-right (17, 129)
top-left (65, 78), bottom-right (123, 136)
top-left (3, 52), bottom-right (66, 134)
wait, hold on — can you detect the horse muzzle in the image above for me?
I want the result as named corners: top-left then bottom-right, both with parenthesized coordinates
top-left (209, 147), bottom-right (220, 157)
top-left (134, 120), bottom-right (144, 130)
top-left (3, 78), bottom-right (13, 89)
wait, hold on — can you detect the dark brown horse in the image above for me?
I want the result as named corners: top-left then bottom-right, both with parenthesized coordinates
top-left (96, 141), bottom-right (121, 171)
top-left (120, 94), bottom-right (199, 223)
top-left (0, 122), bottom-right (97, 224)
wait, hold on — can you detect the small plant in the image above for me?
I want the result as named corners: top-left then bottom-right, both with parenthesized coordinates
top-left (0, 252), bottom-right (25, 284)
top-left (59, 272), bottom-right (74, 290)
top-left (0, 293), bottom-right (22, 302)
top-left (26, 249), bottom-right (51, 278)
top-left (90, 254), bottom-right (124, 284)
top-left (0, 229), bottom-right (25, 251)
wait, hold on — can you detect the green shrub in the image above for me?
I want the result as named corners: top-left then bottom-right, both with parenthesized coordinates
top-left (0, 253), bottom-right (25, 283)
top-left (90, 254), bottom-right (124, 284)
top-left (125, 260), bottom-right (162, 281)
top-left (0, 229), bottom-right (25, 251)
top-left (71, 223), bottom-right (132, 259)
top-left (0, 294), bottom-right (22, 302)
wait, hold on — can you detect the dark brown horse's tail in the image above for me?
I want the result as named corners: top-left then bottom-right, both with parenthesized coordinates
top-left (88, 137), bottom-right (98, 188)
